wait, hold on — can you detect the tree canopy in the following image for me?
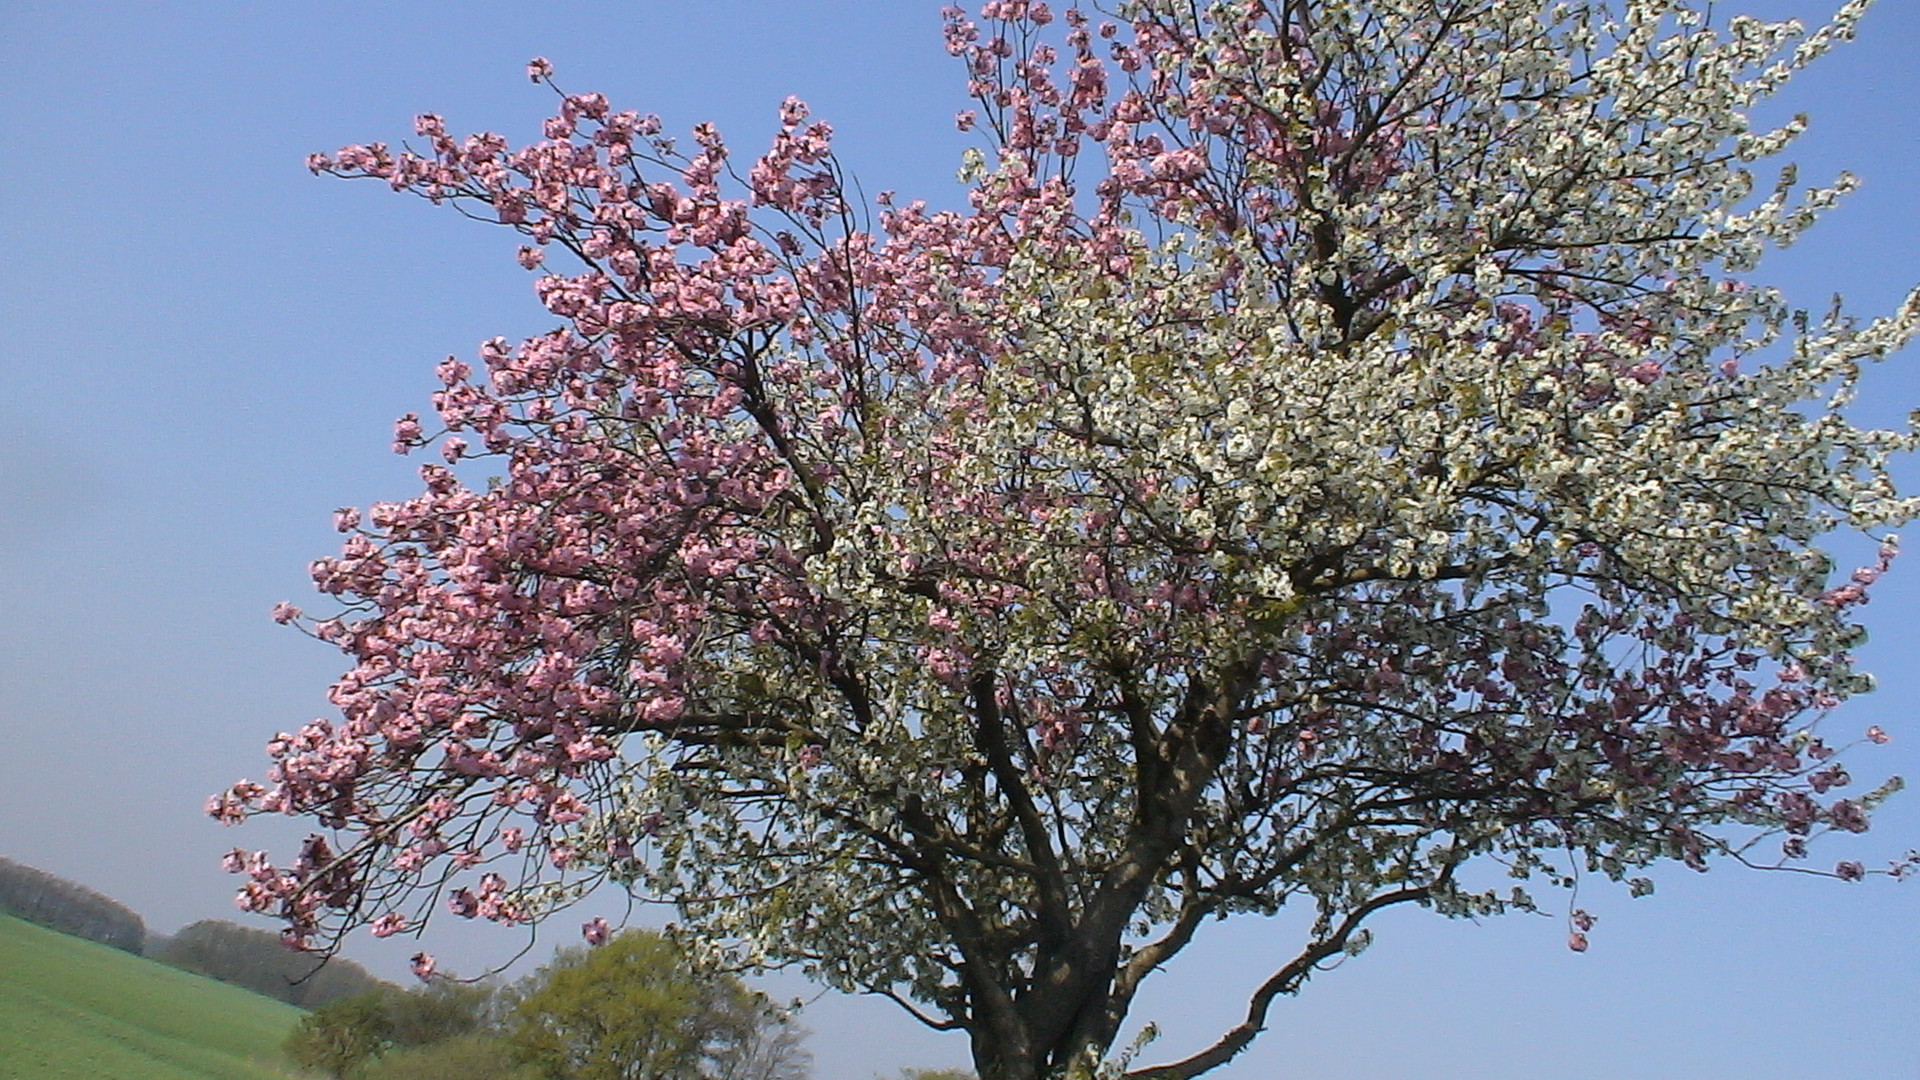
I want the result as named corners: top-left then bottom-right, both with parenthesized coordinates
top-left (159, 919), bottom-right (382, 1007)
top-left (0, 856), bottom-right (145, 954)
top-left (282, 975), bottom-right (500, 1079)
top-left (279, 944), bottom-right (806, 1080)
top-left (220, 2), bottom-right (1918, 1077)
top-left (508, 929), bottom-right (809, 1080)
top-left (285, 991), bottom-right (396, 1080)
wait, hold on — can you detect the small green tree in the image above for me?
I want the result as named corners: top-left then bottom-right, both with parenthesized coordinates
top-left (384, 978), bottom-right (494, 1048)
top-left (285, 979), bottom-right (500, 1078)
top-left (283, 990), bottom-right (391, 1080)
top-left (705, 980), bottom-right (811, 1080)
top-left (509, 930), bottom-right (808, 1080)
top-left (360, 1033), bottom-right (542, 1080)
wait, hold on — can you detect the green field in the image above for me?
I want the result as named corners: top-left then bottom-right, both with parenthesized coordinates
top-left (0, 912), bottom-right (305, 1080)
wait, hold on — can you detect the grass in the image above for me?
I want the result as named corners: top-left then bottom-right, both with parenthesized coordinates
top-left (0, 911), bottom-right (305, 1080)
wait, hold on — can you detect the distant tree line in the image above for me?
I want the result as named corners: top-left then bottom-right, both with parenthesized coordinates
top-left (285, 929), bottom-right (811, 1080)
top-left (156, 918), bottom-right (386, 1008)
top-left (0, 856), bottom-right (145, 953)
top-left (0, 857), bottom-right (385, 1008)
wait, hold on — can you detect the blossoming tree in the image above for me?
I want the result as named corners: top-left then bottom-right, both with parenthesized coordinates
top-left (219, 2), bottom-right (1919, 1077)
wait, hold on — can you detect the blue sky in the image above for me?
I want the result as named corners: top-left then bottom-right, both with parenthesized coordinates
top-left (1, 2), bottom-right (1916, 1077)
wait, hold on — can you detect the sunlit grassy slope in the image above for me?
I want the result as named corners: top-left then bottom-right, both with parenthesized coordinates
top-left (0, 911), bottom-right (303, 1080)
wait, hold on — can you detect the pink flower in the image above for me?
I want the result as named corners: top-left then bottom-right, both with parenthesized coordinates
top-left (1829, 799), bottom-right (1870, 833)
top-left (393, 413), bottom-right (424, 454)
top-left (1867, 725), bottom-right (1891, 745)
top-left (527, 57), bottom-right (553, 81)
top-left (371, 912), bottom-right (408, 938)
top-left (1836, 860), bottom-right (1866, 881)
top-left (410, 952), bottom-right (437, 981)
top-left (779, 95), bottom-right (809, 129)
top-left (271, 602), bottom-right (302, 625)
top-left (516, 246), bottom-right (545, 270)
top-left (582, 917), bottom-right (610, 946)
top-left (1567, 932), bottom-right (1589, 952)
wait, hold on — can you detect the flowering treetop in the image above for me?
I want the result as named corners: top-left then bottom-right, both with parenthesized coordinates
top-left (220, 2), bottom-right (1917, 1077)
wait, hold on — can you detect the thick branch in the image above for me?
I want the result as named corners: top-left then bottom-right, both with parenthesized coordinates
top-left (970, 670), bottom-right (1075, 951)
top-left (869, 987), bottom-right (968, 1032)
top-left (1123, 872), bottom-right (1451, 1080)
